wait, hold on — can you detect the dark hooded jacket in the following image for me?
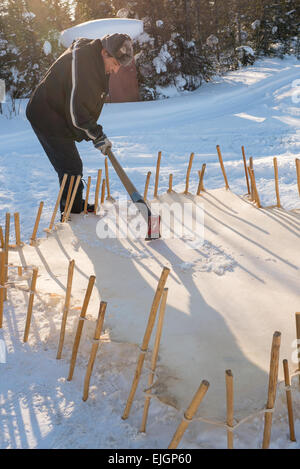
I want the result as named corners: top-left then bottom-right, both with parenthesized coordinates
top-left (26, 38), bottom-right (109, 142)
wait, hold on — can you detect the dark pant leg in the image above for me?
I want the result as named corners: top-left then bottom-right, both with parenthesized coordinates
top-left (32, 127), bottom-right (84, 213)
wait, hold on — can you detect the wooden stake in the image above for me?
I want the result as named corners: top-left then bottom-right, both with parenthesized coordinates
top-left (140, 288), bottom-right (168, 433)
top-left (94, 169), bottom-right (102, 214)
top-left (64, 175), bottom-right (81, 222)
top-left (105, 157), bottom-right (111, 200)
top-left (168, 380), bottom-right (210, 449)
top-left (30, 202), bottom-right (44, 245)
top-left (226, 369), bottom-right (234, 449)
top-left (23, 268), bottom-right (38, 342)
top-left (48, 173), bottom-right (68, 231)
top-left (122, 266), bottom-right (170, 420)
top-left (0, 226), bottom-right (3, 248)
top-left (62, 175), bottom-right (75, 222)
top-left (249, 157), bottom-right (254, 200)
top-left (197, 164), bottom-right (206, 196)
top-left (252, 168), bottom-right (261, 208)
top-left (4, 213), bottom-right (10, 301)
top-left (0, 250), bottom-right (5, 328)
top-left (295, 159), bottom-right (300, 197)
top-left (14, 212), bottom-right (22, 277)
top-left (82, 301), bottom-right (107, 401)
top-left (184, 152), bottom-right (195, 194)
top-left (56, 259), bottom-right (75, 359)
top-left (248, 168), bottom-right (261, 208)
top-left (295, 312), bottom-right (300, 386)
top-left (84, 176), bottom-right (91, 214)
top-left (101, 178), bottom-right (106, 204)
top-left (67, 275), bottom-right (96, 381)
top-left (14, 213), bottom-right (21, 246)
top-left (247, 167), bottom-right (253, 201)
top-left (242, 146), bottom-right (250, 195)
top-left (154, 151), bottom-right (162, 198)
top-left (216, 145), bottom-right (229, 190)
top-left (283, 359), bottom-right (296, 442)
top-left (262, 331), bottom-right (281, 449)
top-left (273, 157), bottom-right (281, 208)
top-left (167, 174), bottom-right (173, 194)
top-left (144, 171), bottom-right (151, 201)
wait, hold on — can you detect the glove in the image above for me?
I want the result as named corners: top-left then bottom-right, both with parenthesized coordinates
top-left (93, 133), bottom-right (112, 155)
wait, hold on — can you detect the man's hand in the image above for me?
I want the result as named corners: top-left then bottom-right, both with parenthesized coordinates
top-left (93, 133), bottom-right (112, 155)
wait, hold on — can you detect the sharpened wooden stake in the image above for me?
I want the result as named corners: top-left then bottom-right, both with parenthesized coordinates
top-left (296, 159), bottom-right (300, 197)
top-left (249, 157), bottom-right (254, 200)
top-left (67, 275), bottom-right (96, 381)
top-left (197, 164), bottom-right (206, 195)
top-left (168, 380), bottom-right (210, 449)
top-left (0, 226), bottom-right (3, 248)
top-left (84, 176), bottom-right (91, 214)
top-left (4, 213), bottom-right (10, 301)
top-left (122, 267), bottom-right (170, 420)
top-left (0, 250), bottom-right (5, 328)
top-left (101, 178), bottom-right (106, 204)
top-left (226, 370), bottom-right (234, 449)
top-left (82, 301), bottom-right (107, 401)
top-left (248, 168), bottom-right (261, 208)
top-left (154, 151), bottom-right (162, 198)
top-left (30, 202), bottom-right (44, 245)
top-left (262, 331), bottom-right (281, 449)
top-left (242, 146), bottom-right (250, 195)
top-left (140, 288), bottom-right (168, 433)
top-left (144, 171), bottom-right (151, 201)
top-left (105, 157), bottom-right (111, 200)
top-left (247, 167), bottom-right (253, 201)
top-left (273, 157), bottom-right (281, 208)
top-left (184, 152), bottom-right (195, 194)
top-left (56, 259), bottom-right (75, 359)
top-left (251, 168), bottom-right (261, 208)
top-left (295, 313), bottom-right (300, 386)
top-left (63, 175), bottom-right (81, 223)
top-left (14, 212), bottom-right (22, 276)
top-left (167, 174), bottom-right (173, 193)
top-left (23, 268), bottom-right (38, 342)
top-left (94, 169), bottom-right (102, 214)
top-left (62, 176), bottom-right (75, 222)
top-left (48, 173), bottom-right (68, 230)
top-left (283, 359), bottom-right (296, 442)
top-left (216, 145), bottom-right (229, 190)
top-left (14, 213), bottom-right (21, 246)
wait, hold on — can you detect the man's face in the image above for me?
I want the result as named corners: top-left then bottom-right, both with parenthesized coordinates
top-left (101, 49), bottom-right (121, 75)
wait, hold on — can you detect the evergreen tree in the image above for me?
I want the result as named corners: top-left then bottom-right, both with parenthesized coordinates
top-left (0, 0), bottom-right (71, 113)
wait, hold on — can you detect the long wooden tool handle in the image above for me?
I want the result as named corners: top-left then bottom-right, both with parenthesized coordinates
top-left (106, 149), bottom-right (139, 200)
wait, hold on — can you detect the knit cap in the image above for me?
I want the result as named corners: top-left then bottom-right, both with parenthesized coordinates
top-left (101, 33), bottom-right (134, 67)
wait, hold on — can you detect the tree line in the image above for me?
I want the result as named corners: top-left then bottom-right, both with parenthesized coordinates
top-left (0, 0), bottom-right (299, 110)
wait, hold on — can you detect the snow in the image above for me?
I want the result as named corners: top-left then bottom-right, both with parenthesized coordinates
top-left (60, 18), bottom-right (144, 48)
top-left (251, 20), bottom-right (261, 30)
top-left (1, 56), bottom-right (300, 449)
top-left (206, 34), bottom-right (219, 47)
top-left (43, 41), bottom-right (52, 56)
top-left (153, 45), bottom-right (172, 74)
top-left (236, 45), bottom-right (255, 56)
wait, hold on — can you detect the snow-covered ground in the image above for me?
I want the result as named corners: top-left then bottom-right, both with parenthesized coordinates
top-left (1, 56), bottom-right (299, 245)
top-left (0, 56), bottom-right (300, 449)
